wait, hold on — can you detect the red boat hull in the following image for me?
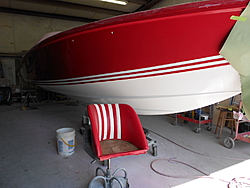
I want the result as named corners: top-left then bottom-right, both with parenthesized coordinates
top-left (21, 0), bottom-right (246, 114)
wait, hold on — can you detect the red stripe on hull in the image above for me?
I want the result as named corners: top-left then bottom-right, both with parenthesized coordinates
top-left (38, 62), bottom-right (229, 85)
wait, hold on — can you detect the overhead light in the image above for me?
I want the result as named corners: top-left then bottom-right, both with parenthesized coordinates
top-left (100, 0), bottom-right (128, 6)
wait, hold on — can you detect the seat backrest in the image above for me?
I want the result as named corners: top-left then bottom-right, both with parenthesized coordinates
top-left (90, 103), bottom-right (122, 141)
top-left (87, 103), bottom-right (149, 160)
top-left (88, 103), bottom-right (146, 144)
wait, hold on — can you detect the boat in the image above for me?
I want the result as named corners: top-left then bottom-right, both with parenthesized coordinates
top-left (21, 0), bottom-right (248, 115)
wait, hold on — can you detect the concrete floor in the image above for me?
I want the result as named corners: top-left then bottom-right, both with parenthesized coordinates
top-left (0, 101), bottom-right (250, 188)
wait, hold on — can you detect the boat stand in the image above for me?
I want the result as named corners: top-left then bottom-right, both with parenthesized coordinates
top-left (21, 89), bottom-right (38, 110)
top-left (172, 105), bottom-right (213, 133)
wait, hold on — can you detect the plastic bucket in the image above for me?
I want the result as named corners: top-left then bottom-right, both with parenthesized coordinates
top-left (56, 128), bottom-right (76, 157)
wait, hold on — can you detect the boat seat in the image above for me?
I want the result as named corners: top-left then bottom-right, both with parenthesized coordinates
top-left (83, 103), bottom-right (149, 188)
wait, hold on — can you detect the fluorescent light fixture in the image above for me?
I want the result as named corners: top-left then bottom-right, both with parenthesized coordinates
top-left (100, 0), bottom-right (128, 5)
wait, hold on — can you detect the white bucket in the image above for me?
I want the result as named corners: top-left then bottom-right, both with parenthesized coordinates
top-left (56, 128), bottom-right (76, 157)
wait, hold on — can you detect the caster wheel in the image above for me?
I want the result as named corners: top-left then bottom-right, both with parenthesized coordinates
top-left (172, 121), bottom-right (177, 126)
top-left (79, 127), bottom-right (85, 135)
top-left (206, 126), bottom-right (212, 131)
top-left (224, 137), bottom-right (235, 149)
top-left (126, 182), bottom-right (130, 188)
top-left (194, 128), bottom-right (200, 133)
top-left (152, 145), bottom-right (158, 156)
top-left (103, 160), bottom-right (108, 166)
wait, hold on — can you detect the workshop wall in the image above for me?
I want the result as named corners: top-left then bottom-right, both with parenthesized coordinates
top-left (0, 12), bottom-right (84, 53)
top-left (1, 58), bottom-right (16, 85)
top-left (0, 0), bottom-right (205, 54)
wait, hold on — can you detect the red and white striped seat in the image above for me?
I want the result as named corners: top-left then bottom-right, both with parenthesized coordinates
top-left (87, 103), bottom-right (149, 161)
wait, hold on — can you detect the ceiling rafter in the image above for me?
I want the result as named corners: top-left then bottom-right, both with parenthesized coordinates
top-left (0, 0), bottom-right (163, 22)
top-left (16, 0), bottom-right (128, 15)
top-left (128, 0), bottom-right (148, 4)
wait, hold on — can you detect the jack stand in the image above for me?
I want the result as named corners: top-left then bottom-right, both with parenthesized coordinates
top-left (144, 128), bottom-right (158, 156)
top-left (21, 90), bottom-right (38, 110)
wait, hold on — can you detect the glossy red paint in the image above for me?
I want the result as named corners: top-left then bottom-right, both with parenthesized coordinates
top-left (22, 0), bottom-right (249, 82)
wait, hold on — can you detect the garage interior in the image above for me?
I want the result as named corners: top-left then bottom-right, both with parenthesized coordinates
top-left (1, 0), bottom-right (250, 188)
top-left (1, 101), bottom-right (250, 188)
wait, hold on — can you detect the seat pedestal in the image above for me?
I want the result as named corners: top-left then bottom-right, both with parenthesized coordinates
top-left (89, 159), bottom-right (129, 188)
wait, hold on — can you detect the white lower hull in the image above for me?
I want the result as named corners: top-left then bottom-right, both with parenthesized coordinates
top-left (38, 64), bottom-right (241, 115)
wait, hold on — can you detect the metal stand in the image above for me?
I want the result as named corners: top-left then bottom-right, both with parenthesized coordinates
top-left (143, 128), bottom-right (157, 156)
top-left (21, 89), bottom-right (38, 110)
top-left (173, 105), bottom-right (213, 133)
top-left (88, 159), bottom-right (129, 188)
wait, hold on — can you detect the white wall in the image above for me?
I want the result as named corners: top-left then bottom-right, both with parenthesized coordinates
top-left (0, 12), bottom-right (85, 53)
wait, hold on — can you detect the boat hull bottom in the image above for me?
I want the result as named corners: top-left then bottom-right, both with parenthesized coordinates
top-left (38, 66), bottom-right (241, 115)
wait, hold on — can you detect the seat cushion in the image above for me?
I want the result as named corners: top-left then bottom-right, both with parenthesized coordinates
top-left (100, 140), bottom-right (138, 155)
